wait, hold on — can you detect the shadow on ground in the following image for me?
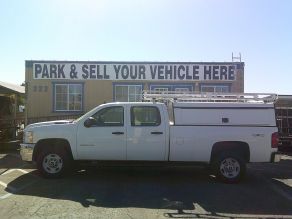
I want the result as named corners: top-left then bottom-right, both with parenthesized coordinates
top-left (2, 156), bottom-right (292, 218)
top-left (0, 153), bottom-right (26, 174)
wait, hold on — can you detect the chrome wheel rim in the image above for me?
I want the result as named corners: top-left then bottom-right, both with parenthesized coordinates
top-left (42, 154), bottom-right (63, 174)
top-left (220, 158), bottom-right (240, 179)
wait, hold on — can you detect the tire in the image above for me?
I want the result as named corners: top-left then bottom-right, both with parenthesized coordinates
top-left (36, 148), bottom-right (70, 178)
top-left (212, 152), bottom-right (246, 183)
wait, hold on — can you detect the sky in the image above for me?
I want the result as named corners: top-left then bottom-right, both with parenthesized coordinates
top-left (0, 0), bottom-right (291, 94)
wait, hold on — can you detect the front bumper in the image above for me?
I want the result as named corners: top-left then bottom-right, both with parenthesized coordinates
top-left (20, 143), bottom-right (35, 162)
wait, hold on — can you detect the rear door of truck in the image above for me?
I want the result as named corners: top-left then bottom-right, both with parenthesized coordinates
top-left (126, 104), bottom-right (168, 161)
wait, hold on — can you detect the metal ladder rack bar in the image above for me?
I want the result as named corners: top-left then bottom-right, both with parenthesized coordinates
top-left (142, 90), bottom-right (278, 103)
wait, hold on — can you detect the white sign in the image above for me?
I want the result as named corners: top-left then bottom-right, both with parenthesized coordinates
top-left (33, 62), bottom-right (236, 81)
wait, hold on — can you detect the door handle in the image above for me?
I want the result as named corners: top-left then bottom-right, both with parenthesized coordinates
top-left (151, 131), bottom-right (163, 135)
top-left (112, 132), bottom-right (124, 135)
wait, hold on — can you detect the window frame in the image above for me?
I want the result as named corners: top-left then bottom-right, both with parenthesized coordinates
top-left (113, 83), bottom-right (143, 102)
top-left (53, 82), bottom-right (84, 112)
top-left (130, 106), bottom-right (161, 127)
top-left (90, 106), bottom-right (124, 127)
top-left (174, 87), bottom-right (190, 92)
top-left (200, 84), bottom-right (230, 93)
top-left (154, 87), bottom-right (170, 92)
top-left (149, 83), bottom-right (193, 92)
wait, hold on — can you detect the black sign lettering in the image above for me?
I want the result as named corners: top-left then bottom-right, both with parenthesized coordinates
top-left (82, 65), bottom-right (89, 79)
top-left (165, 65), bottom-right (172, 80)
top-left (204, 66), bottom-right (212, 80)
top-left (157, 65), bottom-right (164, 80)
top-left (96, 65), bottom-right (103, 79)
top-left (121, 65), bottom-right (129, 79)
top-left (89, 65), bottom-right (96, 79)
top-left (103, 65), bottom-right (109, 79)
top-left (150, 65), bottom-right (157, 79)
top-left (70, 64), bottom-right (78, 79)
top-left (178, 65), bottom-right (185, 80)
top-left (50, 64), bottom-right (57, 78)
top-left (228, 65), bottom-right (235, 80)
top-left (173, 66), bottom-right (177, 80)
top-left (114, 65), bottom-right (121, 79)
top-left (193, 65), bottom-right (199, 80)
top-left (57, 64), bottom-right (65, 78)
top-left (220, 66), bottom-right (227, 80)
top-left (138, 65), bottom-right (146, 79)
top-left (33, 63), bottom-right (237, 81)
top-left (42, 65), bottom-right (49, 78)
top-left (130, 65), bottom-right (137, 79)
top-left (213, 65), bottom-right (219, 80)
top-left (34, 64), bottom-right (42, 78)
top-left (185, 66), bottom-right (192, 80)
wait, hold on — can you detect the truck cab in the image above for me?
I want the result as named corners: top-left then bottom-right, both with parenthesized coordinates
top-left (76, 102), bottom-right (169, 161)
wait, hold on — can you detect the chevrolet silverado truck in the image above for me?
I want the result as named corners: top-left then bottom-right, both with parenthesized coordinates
top-left (20, 92), bottom-right (280, 183)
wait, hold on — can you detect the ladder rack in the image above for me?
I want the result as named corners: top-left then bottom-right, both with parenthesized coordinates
top-left (142, 90), bottom-right (278, 103)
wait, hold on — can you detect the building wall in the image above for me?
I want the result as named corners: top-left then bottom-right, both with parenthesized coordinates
top-left (25, 61), bottom-right (244, 119)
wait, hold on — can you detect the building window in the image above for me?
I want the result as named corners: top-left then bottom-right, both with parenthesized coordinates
top-left (174, 88), bottom-right (190, 92)
top-left (54, 83), bottom-right (83, 111)
top-left (114, 84), bottom-right (142, 102)
top-left (154, 87), bottom-right (169, 92)
top-left (200, 85), bottom-right (229, 93)
top-left (149, 84), bottom-right (193, 92)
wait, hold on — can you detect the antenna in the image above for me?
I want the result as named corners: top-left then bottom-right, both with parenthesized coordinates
top-left (232, 52), bottom-right (242, 62)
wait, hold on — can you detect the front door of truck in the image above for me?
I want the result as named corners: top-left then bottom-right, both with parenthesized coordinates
top-left (76, 105), bottom-right (126, 160)
top-left (126, 105), bottom-right (167, 161)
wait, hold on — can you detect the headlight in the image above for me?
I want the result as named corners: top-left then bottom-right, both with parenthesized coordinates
top-left (24, 131), bottom-right (34, 143)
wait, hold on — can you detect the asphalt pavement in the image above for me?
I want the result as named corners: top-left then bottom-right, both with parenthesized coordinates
top-left (1, 153), bottom-right (292, 219)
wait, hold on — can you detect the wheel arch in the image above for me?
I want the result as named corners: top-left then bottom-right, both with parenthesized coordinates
top-left (32, 138), bottom-right (73, 162)
top-left (210, 141), bottom-right (250, 163)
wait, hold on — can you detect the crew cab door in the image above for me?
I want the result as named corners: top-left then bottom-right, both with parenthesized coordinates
top-left (76, 105), bottom-right (126, 160)
top-left (126, 105), bottom-right (167, 161)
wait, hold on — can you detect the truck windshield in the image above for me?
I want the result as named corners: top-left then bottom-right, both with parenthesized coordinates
top-left (73, 107), bottom-right (98, 123)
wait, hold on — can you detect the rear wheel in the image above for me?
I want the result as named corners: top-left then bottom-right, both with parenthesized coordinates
top-left (212, 152), bottom-right (246, 183)
top-left (37, 148), bottom-right (70, 178)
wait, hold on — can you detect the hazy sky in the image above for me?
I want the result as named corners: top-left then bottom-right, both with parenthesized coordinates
top-left (0, 0), bottom-right (291, 94)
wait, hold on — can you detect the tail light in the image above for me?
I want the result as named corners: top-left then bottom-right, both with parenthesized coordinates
top-left (271, 132), bottom-right (279, 148)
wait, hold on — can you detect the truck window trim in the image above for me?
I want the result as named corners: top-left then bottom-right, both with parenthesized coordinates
top-left (130, 106), bottom-right (161, 127)
top-left (90, 106), bottom-right (124, 127)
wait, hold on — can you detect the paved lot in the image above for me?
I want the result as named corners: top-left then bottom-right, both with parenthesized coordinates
top-left (1, 153), bottom-right (292, 219)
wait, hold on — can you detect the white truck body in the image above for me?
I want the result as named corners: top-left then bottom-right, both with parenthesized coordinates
top-left (20, 93), bottom-right (279, 182)
top-left (171, 102), bottom-right (277, 162)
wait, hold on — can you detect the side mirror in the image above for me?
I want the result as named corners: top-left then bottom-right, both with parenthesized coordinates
top-left (84, 117), bottom-right (97, 128)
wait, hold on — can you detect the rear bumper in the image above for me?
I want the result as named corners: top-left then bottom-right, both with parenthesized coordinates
top-left (271, 152), bottom-right (282, 162)
top-left (20, 143), bottom-right (35, 162)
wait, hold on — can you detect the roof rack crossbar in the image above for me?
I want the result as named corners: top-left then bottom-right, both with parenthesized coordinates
top-left (142, 90), bottom-right (278, 103)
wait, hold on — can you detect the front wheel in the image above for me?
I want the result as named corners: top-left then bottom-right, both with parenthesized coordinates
top-left (212, 152), bottom-right (246, 183)
top-left (37, 149), bottom-right (70, 178)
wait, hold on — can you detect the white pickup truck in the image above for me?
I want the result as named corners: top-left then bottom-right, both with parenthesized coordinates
top-left (20, 93), bottom-right (280, 183)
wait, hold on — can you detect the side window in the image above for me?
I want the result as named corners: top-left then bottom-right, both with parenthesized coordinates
top-left (92, 106), bottom-right (124, 126)
top-left (131, 106), bottom-right (161, 126)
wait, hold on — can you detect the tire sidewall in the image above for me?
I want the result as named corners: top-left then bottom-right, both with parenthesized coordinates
top-left (37, 148), bottom-right (69, 178)
top-left (213, 152), bottom-right (246, 183)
